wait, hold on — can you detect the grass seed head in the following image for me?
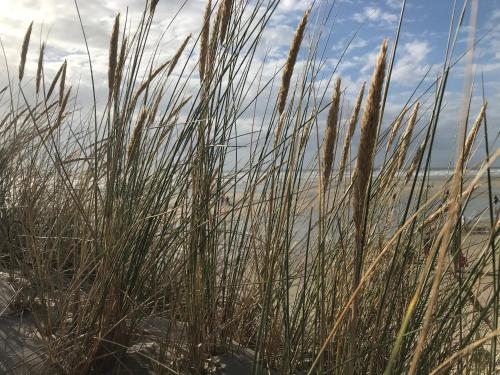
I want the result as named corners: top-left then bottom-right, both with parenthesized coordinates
top-left (36, 43), bottom-right (45, 94)
top-left (323, 77), bottom-right (342, 191)
top-left (150, 0), bottom-right (159, 13)
top-left (128, 107), bottom-right (149, 164)
top-left (463, 102), bottom-right (487, 162)
top-left (219, 0), bottom-right (233, 44)
top-left (386, 107), bottom-right (408, 153)
top-left (339, 82), bottom-right (365, 182)
top-left (47, 61), bottom-right (64, 100)
top-left (19, 21), bottom-right (33, 81)
top-left (168, 34), bottom-right (191, 76)
top-left (59, 60), bottom-right (67, 105)
top-left (396, 102), bottom-right (419, 170)
top-left (405, 141), bottom-right (425, 184)
top-left (277, 8), bottom-right (310, 115)
top-left (114, 37), bottom-right (127, 100)
top-left (108, 14), bottom-right (120, 97)
top-left (352, 39), bottom-right (388, 230)
top-left (199, 0), bottom-right (212, 82)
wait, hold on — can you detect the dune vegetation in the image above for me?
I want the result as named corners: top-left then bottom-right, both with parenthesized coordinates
top-left (0, 0), bottom-right (498, 373)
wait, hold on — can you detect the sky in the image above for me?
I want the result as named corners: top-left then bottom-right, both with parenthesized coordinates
top-left (0, 0), bottom-right (499, 169)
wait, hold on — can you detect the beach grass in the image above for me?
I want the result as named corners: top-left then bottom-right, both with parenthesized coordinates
top-left (0, 0), bottom-right (498, 374)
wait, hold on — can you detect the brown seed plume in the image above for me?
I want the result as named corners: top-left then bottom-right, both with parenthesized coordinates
top-left (405, 141), bottom-right (425, 184)
top-left (59, 60), bottom-right (67, 105)
top-left (108, 14), bottom-right (120, 97)
top-left (128, 107), bottom-right (148, 164)
top-left (219, 0), bottom-right (233, 44)
top-left (277, 8), bottom-right (310, 115)
top-left (396, 102), bottom-right (419, 170)
top-left (386, 107), bottom-right (408, 154)
top-left (205, 4), bottom-right (222, 83)
top-left (47, 61), bottom-right (65, 100)
top-left (132, 60), bottom-right (170, 107)
top-left (51, 87), bottom-right (72, 133)
top-left (322, 77), bottom-right (342, 192)
top-left (19, 21), bottom-right (33, 81)
top-left (352, 39), bottom-right (388, 231)
top-left (150, 0), bottom-right (159, 13)
top-left (300, 121), bottom-right (312, 150)
top-left (349, 40), bottom-right (388, 371)
top-left (168, 34), bottom-right (191, 76)
top-left (199, 0), bottom-right (212, 82)
top-left (36, 43), bottom-right (45, 94)
top-left (114, 37), bottom-right (127, 100)
top-left (462, 102), bottom-right (487, 162)
top-left (339, 82), bottom-right (365, 182)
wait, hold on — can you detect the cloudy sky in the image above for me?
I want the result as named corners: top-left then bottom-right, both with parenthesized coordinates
top-left (0, 0), bottom-right (499, 168)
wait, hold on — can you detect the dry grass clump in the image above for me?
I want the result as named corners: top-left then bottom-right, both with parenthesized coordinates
top-left (0, 2), bottom-right (498, 375)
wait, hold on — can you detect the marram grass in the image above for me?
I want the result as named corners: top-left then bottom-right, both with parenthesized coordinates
top-left (0, 1), bottom-right (498, 374)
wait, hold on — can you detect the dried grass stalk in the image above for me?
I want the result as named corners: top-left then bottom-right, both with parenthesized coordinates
top-left (277, 8), bottom-right (310, 115)
top-left (219, 0), bottom-right (232, 44)
top-left (150, 0), bottom-right (159, 13)
top-left (168, 34), bottom-right (191, 76)
top-left (300, 121), bottom-right (312, 150)
top-left (127, 107), bottom-right (148, 164)
top-left (59, 60), bottom-right (67, 105)
top-left (405, 141), bottom-right (425, 184)
top-left (131, 60), bottom-right (170, 106)
top-left (322, 77), bottom-right (342, 192)
top-left (51, 87), bottom-right (72, 133)
top-left (349, 40), bottom-right (388, 371)
top-left (386, 107), bottom-right (408, 154)
top-left (462, 103), bottom-right (487, 162)
top-left (19, 21), bottom-right (33, 81)
top-left (108, 14), bottom-right (120, 97)
top-left (339, 82), bottom-right (365, 182)
top-left (205, 4), bottom-right (222, 83)
top-left (199, 0), bottom-right (212, 82)
top-left (36, 43), bottom-right (45, 94)
top-left (396, 102), bottom-right (419, 170)
top-left (47, 62), bottom-right (65, 100)
top-left (407, 100), bottom-right (477, 375)
top-left (114, 37), bottom-right (127, 100)
top-left (352, 39), bottom-right (388, 232)
top-left (418, 184), bottom-right (478, 231)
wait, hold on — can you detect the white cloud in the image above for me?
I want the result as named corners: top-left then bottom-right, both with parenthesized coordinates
top-left (278, 0), bottom-right (311, 12)
top-left (353, 6), bottom-right (398, 26)
top-left (332, 37), bottom-right (368, 52)
top-left (360, 48), bottom-right (382, 74)
top-left (392, 40), bottom-right (432, 85)
top-left (386, 0), bottom-right (402, 10)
